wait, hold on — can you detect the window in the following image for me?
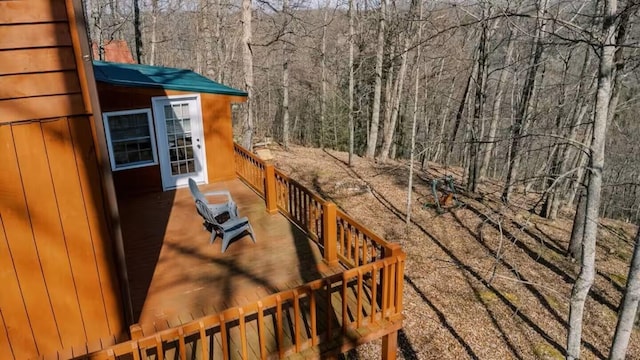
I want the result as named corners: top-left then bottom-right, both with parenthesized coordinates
top-left (103, 109), bottom-right (158, 171)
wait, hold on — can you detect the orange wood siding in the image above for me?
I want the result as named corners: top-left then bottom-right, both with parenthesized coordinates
top-left (0, 0), bottom-right (125, 358)
top-left (201, 93), bottom-right (244, 183)
top-left (0, 0), bottom-right (68, 24)
top-left (96, 83), bottom-right (245, 192)
top-left (0, 119), bottom-right (125, 359)
top-left (0, 71), bottom-right (81, 100)
top-left (0, 22), bottom-right (72, 49)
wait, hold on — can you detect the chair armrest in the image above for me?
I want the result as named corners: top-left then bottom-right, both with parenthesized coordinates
top-left (204, 190), bottom-right (233, 202)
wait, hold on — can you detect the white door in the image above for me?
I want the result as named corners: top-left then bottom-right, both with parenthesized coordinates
top-left (152, 95), bottom-right (207, 190)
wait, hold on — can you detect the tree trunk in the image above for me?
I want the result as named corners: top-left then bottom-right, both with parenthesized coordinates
top-left (281, 0), bottom-right (290, 149)
top-left (444, 65), bottom-right (473, 167)
top-left (407, 2), bottom-right (422, 226)
top-left (609, 227), bottom-right (640, 359)
top-left (150, 0), bottom-right (159, 65)
top-left (479, 31), bottom-right (514, 180)
top-left (565, 125), bottom-right (593, 207)
top-left (133, 0), bottom-right (142, 63)
top-left (365, 0), bottom-right (386, 158)
top-left (379, 37), bottom-right (410, 162)
top-left (552, 50), bottom-right (595, 217)
top-left (431, 79), bottom-right (455, 165)
top-left (320, 8), bottom-right (327, 149)
top-left (502, 0), bottom-right (548, 203)
top-left (467, 7), bottom-right (489, 193)
top-left (541, 52), bottom-right (572, 219)
top-left (567, 0), bottom-right (617, 358)
top-left (241, 0), bottom-right (254, 149)
top-left (568, 189), bottom-right (587, 261)
top-left (348, 0), bottom-right (355, 165)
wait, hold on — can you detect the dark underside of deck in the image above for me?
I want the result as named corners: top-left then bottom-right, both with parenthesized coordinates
top-left (117, 178), bottom-right (345, 334)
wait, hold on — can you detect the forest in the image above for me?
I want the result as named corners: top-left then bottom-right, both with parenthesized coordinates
top-left (84, 0), bottom-right (639, 358)
top-left (85, 0), bottom-right (640, 223)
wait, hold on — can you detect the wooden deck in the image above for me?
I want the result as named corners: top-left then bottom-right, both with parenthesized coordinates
top-left (117, 179), bottom-right (345, 334)
top-left (81, 146), bottom-right (405, 360)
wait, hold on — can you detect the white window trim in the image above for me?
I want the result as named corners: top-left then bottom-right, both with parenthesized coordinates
top-left (103, 108), bottom-right (159, 171)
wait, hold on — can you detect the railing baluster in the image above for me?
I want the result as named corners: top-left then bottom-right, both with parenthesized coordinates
top-left (326, 278), bottom-right (333, 340)
top-left (131, 342), bottom-right (141, 360)
top-left (177, 327), bottom-right (186, 360)
top-left (276, 295), bottom-right (284, 359)
top-left (342, 274), bottom-right (348, 334)
top-left (381, 262), bottom-right (389, 319)
top-left (198, 321), bottom-right (207, 360)
top-left (396, 258), bottom-right (405, 315)
top-left (371, 264), bottom-right (378, 325)
top-left (257, 301), bottom-right (266, 360)
top-left (354, 229), bottom-right (360, 266)
top-left (220, 313), bottom-right (229, 360)
top-left (155, 334), bottom-right (164, 360)
top-left (293, 290), bottom-right (301, 353)
top-left (310, 289), bottom-right (318, 346)
top-left (357, 269), bottom-right (363, 328)
top-left (239, 308), bottom-right (248, 360)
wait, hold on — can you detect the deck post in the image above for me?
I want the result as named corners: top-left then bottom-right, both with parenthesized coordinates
top-left (381, 330), bottom-right (398, 360)
top-left (264, 163), bottom-right (279, 214)
top-left (322, 202), bottom-right (338, 265)
top-left (129, 324), bottom-right (143, 340)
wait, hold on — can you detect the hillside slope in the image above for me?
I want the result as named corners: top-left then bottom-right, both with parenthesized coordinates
top-left (270, 145), bottom-right (639, 360)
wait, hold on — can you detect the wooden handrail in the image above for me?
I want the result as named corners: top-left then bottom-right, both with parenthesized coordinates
top-left (335, 208), bottom-right (392, 269)
top-left (80, 254), bottom-right (405, 360)
top-left (234, 143), bottom-right (266, 195)
top-left (233, 143), bottom-right (400, 269)
top-left (273, 168), bottom-right (325, 243)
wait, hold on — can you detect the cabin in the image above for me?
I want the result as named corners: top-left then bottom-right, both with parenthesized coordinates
top-left (0, 1), bottom-right (405, 359)
top-left (92, 60), bottom-right (247, 195)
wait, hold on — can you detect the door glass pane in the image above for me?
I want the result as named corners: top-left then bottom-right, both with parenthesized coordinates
top-left (163, 103), bottom-right (197, 176)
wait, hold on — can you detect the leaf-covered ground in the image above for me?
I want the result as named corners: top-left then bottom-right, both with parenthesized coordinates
top-left (270, 145), bottom-right (639, 360)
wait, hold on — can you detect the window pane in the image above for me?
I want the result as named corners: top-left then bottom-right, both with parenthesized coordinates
top-left (107, 111), bottom-right (155, 169)
top-left (108, 113), bottom-right (150, 141)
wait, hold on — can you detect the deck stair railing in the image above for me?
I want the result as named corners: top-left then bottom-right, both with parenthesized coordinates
top-left (72, 144), bottom-right (404, 360)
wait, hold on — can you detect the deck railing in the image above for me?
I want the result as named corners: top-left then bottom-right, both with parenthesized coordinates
top-left (74, 144), bottom-right (404, 359)
top-left (234, 143), bottom-right (266, 196)
top-left (273, 169), bottom-right (325, 243)
top-left (83, 254), bottom-right (404, 360)
top-left (233, 143), bottom-right (398, 271)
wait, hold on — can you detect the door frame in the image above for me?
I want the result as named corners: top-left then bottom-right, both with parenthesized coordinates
top-left (151, 94), bottom-right (208, 190)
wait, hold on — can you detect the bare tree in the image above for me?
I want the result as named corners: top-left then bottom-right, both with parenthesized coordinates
top-left (348, 0), bottom-right (355, 166)
top-left (609, 227), bottom-right (640, 359)
top-left (567, 0), bottom-right (618, 357)
top-left (281, 0), bottom-right (290, 149)
top-left (479, 30), bottom-right (514, 180)
top-left (365, 0), bottom-right (386, 158)
top-left (241, 0), bottom-right (254, 148)
top-left (133, 0), bottom-right (142, 63)
top-left (406, 0), bottom-right (422, 226)
top-left (502, 0), bottom-right (548, 203)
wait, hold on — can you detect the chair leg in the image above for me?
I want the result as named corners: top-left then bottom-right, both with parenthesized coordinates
top-left (221, 233), bottom-right (232, 253)
top-left (248, 223), bottom-right (256, 243)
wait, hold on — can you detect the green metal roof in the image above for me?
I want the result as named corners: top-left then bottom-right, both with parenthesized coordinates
top-left (93, 61), bottom-right (247, 97)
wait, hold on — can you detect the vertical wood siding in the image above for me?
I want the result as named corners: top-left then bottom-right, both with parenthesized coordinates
top-left (0, 118), bottom-right (124, 358)
top-left (0, 0), bottom-right (124, 358)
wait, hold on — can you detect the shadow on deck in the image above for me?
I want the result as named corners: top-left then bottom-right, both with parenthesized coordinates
top-left (117, 178), bottom-right (344, 333)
